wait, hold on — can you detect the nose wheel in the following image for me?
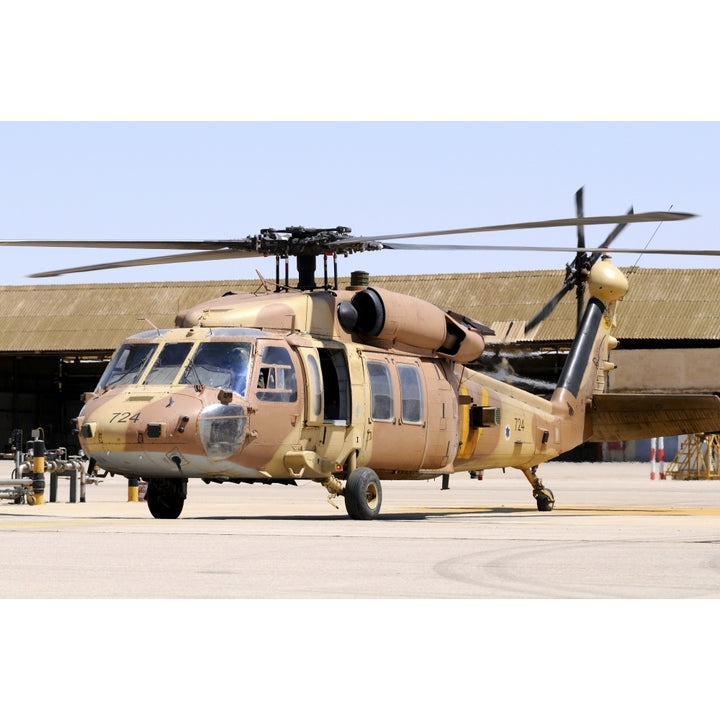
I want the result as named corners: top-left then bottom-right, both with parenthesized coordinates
top-left (145, 477), bottom-right (187, 519)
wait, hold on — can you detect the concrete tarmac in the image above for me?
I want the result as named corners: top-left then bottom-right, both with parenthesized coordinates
top-left (1, 460), bottom-right (720, 599)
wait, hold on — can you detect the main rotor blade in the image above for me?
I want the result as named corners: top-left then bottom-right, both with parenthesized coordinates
top-left (0, 210), bottom-right (695, 252)
top-left (0, 239), bottom-right (238, 249)
top-left (27, 248), bottom-right (264, 278)
top-left (375, 243), bottom-right (720, 256)
top-left (356, 210), bottom-right (694, 243)
top-left (18, 240), bottom-right (718, 257)
top-left (22, 242), bottom-right (720, 278)
top-left (3, 206), bottom-right (701, 278)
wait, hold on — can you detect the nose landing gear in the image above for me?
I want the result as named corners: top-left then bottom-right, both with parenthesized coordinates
top-left (145, 477), bottom-right (187, 519)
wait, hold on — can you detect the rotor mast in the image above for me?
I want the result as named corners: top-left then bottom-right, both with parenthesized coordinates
top-left (259, 226), bottom-right (352, 292)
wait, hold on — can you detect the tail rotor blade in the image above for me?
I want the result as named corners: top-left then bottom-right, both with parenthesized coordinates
top-left (575, 187), bottom-right (585, 251)
top-left (573, 187), bottom-right (588, 331)
top-left (589, 206), bottom-right (633, 266)
top-left (525, 280), bottom-right (574, 333)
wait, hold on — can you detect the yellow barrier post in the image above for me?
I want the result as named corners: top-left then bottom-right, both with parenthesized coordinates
top-left (32, 439), bottom-right (45, 505)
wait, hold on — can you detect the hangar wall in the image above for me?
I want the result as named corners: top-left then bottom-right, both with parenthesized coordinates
top-left (611, 348), bottom-right (720, 394)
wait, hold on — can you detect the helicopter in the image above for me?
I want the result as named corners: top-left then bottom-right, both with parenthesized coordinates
top-left (5, 188), bottom-right (720, 520)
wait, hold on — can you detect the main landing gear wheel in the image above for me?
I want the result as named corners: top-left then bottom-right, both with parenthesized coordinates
top-left (145, 478), bottom-right (186, 519)
top-left (344, 467), bottom-right (382, 520)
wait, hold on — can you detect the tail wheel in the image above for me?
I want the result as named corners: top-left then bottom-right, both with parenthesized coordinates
top-left (344, 467), bottom-right (382, 520)
top-left (535, 488), bottom-right (555, 512)
top-left (145, 478), bottom-right (186, 519)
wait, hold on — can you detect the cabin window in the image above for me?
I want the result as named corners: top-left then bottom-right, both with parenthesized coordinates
top-left (97, 343), bottom-right (158, 389)
top-left (305, 353), bottom-right (323, 417)
top-left (368, 361), bottom-right (393, 420)
top-left (397, 363), bottom-right (423, 423)
top-left (179, 341), bottom-right (252, 395)
top-left (255, 345), bottom-right (297, 402)
top-left (143, 343), bottom-right (194, 385)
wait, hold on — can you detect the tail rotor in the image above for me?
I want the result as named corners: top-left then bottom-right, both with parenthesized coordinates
top-left (524, 187), bottom-right (631, 333)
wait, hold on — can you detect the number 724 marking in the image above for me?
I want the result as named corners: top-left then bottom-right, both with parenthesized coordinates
top-left (109, 412), bottom-right (141, 423)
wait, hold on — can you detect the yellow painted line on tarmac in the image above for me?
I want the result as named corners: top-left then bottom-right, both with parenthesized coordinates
top-left (565, 506), bottom-right (720, 516)
top-left (568, 506), bottom-right (720, 516)
top-left (391, 505), bottom-right (720, 517)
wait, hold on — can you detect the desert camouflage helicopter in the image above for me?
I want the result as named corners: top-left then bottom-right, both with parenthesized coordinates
top-left (6, 188), bottom-right (720, 520)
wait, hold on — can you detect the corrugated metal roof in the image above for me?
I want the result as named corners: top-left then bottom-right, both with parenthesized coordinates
top-left (618, 267), bottom-right (720, 340)
top-left (1, 266), bottom-right (717, 354)
top-left (0, 281), bottom-right (254, 354)
top-left (371, 267), bottom-right (720, 343)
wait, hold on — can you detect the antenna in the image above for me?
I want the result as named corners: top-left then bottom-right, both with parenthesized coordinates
top-left (139, 317), bottom-right (161, 335)
top-left (627, 204), bottom-right (674, 275)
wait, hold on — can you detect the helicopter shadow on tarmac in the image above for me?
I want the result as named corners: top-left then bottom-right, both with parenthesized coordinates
top-left (189, 506), bottom-right (547, 522)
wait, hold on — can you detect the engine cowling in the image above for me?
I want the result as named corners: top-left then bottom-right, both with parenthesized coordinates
top-left (337, 287), bottom-right (486, 363)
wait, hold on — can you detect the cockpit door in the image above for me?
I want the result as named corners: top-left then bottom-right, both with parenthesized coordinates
top-left (296, 344), bottom-right (357, 466)
top-left (295, 347), bottom-right (324, 427)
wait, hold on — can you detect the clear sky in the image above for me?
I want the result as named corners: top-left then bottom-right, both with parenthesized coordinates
top-left (1, 121), bottom-right (719, 286)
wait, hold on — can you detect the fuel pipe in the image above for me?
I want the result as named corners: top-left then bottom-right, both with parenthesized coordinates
top-left (0, 441), bottom-right (89, 504)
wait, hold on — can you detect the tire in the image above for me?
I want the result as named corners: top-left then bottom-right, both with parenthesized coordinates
top-left (145, 478), bottom-right (186, 519)
top-left (344, 467), bottom-right (382, 520)
top-left (536, 489), bottom-right (555, 512)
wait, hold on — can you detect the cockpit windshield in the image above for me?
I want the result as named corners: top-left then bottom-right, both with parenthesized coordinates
top-left (97, 343), bottom-right (158, 390)
top-left (179, 341), bottom-right (252, 395)
top-left (143, 343), bottom-right (194, 385)
top-left (97, 338), bottom-right (254, 395)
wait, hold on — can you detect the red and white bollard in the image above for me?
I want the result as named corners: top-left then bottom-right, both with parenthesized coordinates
top-left (650, 437), bottom-right (665, 480)
top-left (658, 436), bottom-right (665, 480)
top-left (650, 437), bottom-right (657, 480)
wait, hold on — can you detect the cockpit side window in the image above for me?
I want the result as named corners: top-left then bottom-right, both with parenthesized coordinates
top-left (98, 343), bottom-right (158, 389)
top-left (255, 345), bottom-right (297, 402)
